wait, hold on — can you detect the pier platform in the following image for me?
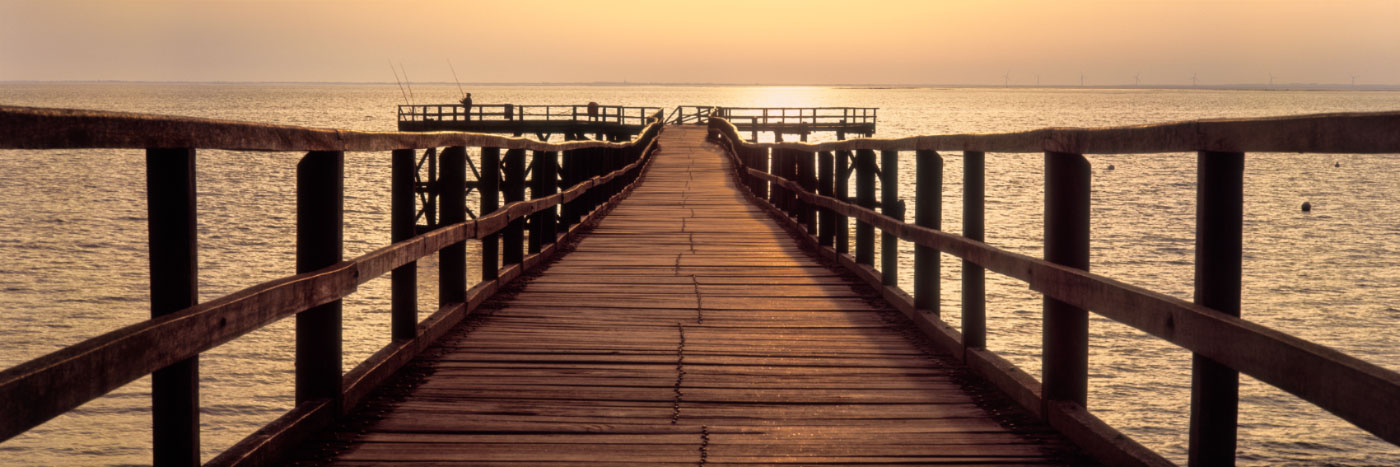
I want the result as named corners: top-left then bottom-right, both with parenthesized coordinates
top-left (293, 127), bottom-right (1085, 464)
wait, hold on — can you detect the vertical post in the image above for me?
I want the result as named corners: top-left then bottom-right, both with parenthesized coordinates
top-left (391, 149), bottom-right (417, 340)
top-left (754, 147), bottom-right (770, 200)
top-left (559, 149), bottom-right (576, 231)
top-left (1188, 151), bottom-right (1245, 467)
top-left (1042, 151), bottom-right (1090, 411)
top-left (296, 150), bottom-right (343, 410)
top-left (480, 147), bottom-right (501, 280)
top-left (962, 151), bottom-right (987, 350)
top-left (147, 148), bottom-right (199, 467)
top-left (855, 149), bottom-right (876, 266)
top-left (818, 151), bottom-right (835, 247)
top-left (914, 150), bottom-right (941, 314)
top-left (880, 150), bottom-right (900, 286)
top-left (439, 147), bottom-right (466, 306)
top-left (836, 150), bottom-right (851, 255)
top-left (503, 148), bottom-right (526, 266)
top-left (425, 147), bottom-right (437, 228)
top-left (799, 151), bottom-right (817, 235)
top-left (532, 150), bottom-right (558, 248)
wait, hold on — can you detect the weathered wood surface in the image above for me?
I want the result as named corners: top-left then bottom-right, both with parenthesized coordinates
top-left (295, 126), bottom-right (1087, 465)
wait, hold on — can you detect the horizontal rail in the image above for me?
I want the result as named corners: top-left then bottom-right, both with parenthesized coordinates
top-left (715, 110), bottom-right (1400, 154)
top-left (0, 105), bottom-right (645, 152)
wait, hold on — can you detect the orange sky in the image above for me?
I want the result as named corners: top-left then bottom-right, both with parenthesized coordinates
top-left (2, 0), bottom-right (1397, 85)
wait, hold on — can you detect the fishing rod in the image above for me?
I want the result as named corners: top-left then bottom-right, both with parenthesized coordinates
top-left (389, 60), bottom-right (410, 105)
top-left (399, 62), bottom-right (416, 105)
top-left (448, 58), bottom-right (466, 98)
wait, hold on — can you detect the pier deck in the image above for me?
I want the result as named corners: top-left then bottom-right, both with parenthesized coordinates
top-left (297, 127), bottom-right (1084, 464)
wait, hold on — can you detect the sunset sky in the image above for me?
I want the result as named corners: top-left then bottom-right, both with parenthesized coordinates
top-left (2, 0), bottom-right (1398, 86)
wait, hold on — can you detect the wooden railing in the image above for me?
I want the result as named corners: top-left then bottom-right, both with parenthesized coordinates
top-left (708, 111), bottom-right (1400, 467)
top-left (667, 105), bottom-right (713, 125)
top-left (397, 104), bottom-right (663, 127)
top-left (0, 105), bottom-right (663, 466)
top-left (714, 106), bottom-right (877, 127)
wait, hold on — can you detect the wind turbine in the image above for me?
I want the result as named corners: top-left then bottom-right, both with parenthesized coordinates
top-left (1351, 74), bottom-right (1359, 87)
top-left (1004, 72), bottom-right (1010, 88)
top-left (1134, 72), bottom-right (1141, 87)
top-left (1080, 72), bottom-right (1085, 87)
top-left (1268, 72), bottom-right (1274, 88)
top-left (1035, 74), bottom-right (1041, 87)
top-left (1191, 72), bottom-right (1198, 87)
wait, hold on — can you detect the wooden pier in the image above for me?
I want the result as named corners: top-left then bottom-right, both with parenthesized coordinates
top-left (1, 105), bottom-right (1400, 466)
top-left (291, 126), bottom-right (1084, 464)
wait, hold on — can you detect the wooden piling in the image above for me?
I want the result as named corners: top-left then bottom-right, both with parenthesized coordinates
top-left (502, 148), bottom-right (526, 266)
top-left (914, 150), bottom-right (941, 314)
top-left (855, 149), bottom-right (876, 266)
top-left (836, 150), bottom-right (851, 255)
top-left (391, 149), bottom-right (417, 339)
top-left (817, 151), bottom-right (835, 247)
top-left (479, 147), bottom-right (500, 280)
top-left (146, 147), bottom-right (199, 467)
top-left (295, 150), bottom-right (343, 410)
top-left (1042, 151), bottom-right (1090, 410)
top-left (1189, 151), bottom-right (1245, 467)
top-left (880, 150), bottom-right (900, 286)
top-left (439, 146), bottom-right (467, 305)
top-left (962, 151), bottom-right (987, 350)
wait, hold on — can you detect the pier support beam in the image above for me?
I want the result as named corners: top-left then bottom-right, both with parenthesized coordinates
top-left (855, 149), bottom-right (876, 266)
top-left (502, 149), bottom-right (526, 266)
top-left (391, 149), bottom-right (417, 340)
top-left (914, 150), bottom-right (941, 314)
top-left (296, 150), bottom-right (344, 410)
top-left (880, 150), bottom-right (901, 286)
top-left (439, 146), bottom-right (467, 306)
top-left (1043, 151), bottom-right (1089, 411)
top-left (1189, 151), bottom-right (1244, 467)
top-left (962, 151), bottom-right (987, 350)
top-left (147, 147), bottom-right (199, 467)
top-left (480, 148), bottom-right (501, 280)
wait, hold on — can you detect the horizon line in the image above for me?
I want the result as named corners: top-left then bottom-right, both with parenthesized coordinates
top-left (4, 79), bottom-right (1400, 91)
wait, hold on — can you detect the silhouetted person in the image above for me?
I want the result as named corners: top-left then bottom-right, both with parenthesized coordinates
top-left (587, 101), bottom-right (599, 121)
top-left (459, 93), bottom-right (473, 121)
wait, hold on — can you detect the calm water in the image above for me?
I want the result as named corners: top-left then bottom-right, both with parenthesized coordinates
top-left (1, 83), bottom-right (1398, 465)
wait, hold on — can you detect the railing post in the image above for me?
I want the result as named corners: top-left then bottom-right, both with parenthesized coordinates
top-left (754, 147), bottom-right (770, 200)
top-left (1189, 151), bottom-right (1245, 467)
top-left (855, 149), bottom-right (876, 266)
top-left (425, 147), bottom-right (437, 228)
top-left (391, 149), bottom-right (417, 340)
top-left (480, 147), bottom-right (501, 280)
top-left (296, 150), bottom-right (343, 411)
top-left (962, 151), bottom-right (986, 350)
top-left (1043, 151), bottom-right (1090, 411)
top-left (531, 150), bottom-right (558, 249)
top-left (502, 148), bottom-right (526, 266)
top-left (818, 151), bottom-right (836, 247)
top-left (799, 151), bottom-right (817, 235)
top-left (440, 147), bottom-right (467, 305)
top-left (147, 148), bottom-right (199, 467)
top-left (880, 150), bottom-right (900, 286)
top-left (836, 150), bottom-right (851, 255)
top-left (559, 149), bottom-right (577, 232)
top-left (914, 150), bottom-right (941, 314)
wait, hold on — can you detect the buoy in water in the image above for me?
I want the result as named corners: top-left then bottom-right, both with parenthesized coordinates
top-left (1301, 201), bottom-right (1312, 212)
top-left (1335, 161), bottom-right (1341, 168)
top-left (1107, 164), bottom-right (1115, 171)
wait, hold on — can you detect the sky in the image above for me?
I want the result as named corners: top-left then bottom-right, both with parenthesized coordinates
top-left (1, 0), bottom-right (1398, 86)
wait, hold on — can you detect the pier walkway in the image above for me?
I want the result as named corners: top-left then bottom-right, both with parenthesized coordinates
top-left (296, 126), bottom-right (1084, 464)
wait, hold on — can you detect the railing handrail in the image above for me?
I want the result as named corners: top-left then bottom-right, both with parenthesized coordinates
top-left (706, 113), bottom-right (1400, 464)
top-left (395, 103), bottom-right (663, 125)
top-left (0, 106), bottom-right (665, 463)
top-left (0, 105), bottom-right (646, 152)
top-left (719, 110), bottom-right (1400, 154)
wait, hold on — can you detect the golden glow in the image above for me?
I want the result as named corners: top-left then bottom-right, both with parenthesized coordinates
top-left (1, 0), bottom-right (1397, 85)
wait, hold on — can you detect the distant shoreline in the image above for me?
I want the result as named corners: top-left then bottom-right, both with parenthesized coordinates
top-left (3, 80), bottom-right (1400, 91)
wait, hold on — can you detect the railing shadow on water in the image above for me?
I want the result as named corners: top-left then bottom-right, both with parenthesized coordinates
top-left (0, 105), bottom-right (664, 466)
top-left (706, 110), bottom-right (1400, 467)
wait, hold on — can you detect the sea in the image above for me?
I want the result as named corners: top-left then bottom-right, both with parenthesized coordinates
top-left (1, 83), bottom-right (1398, 466)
